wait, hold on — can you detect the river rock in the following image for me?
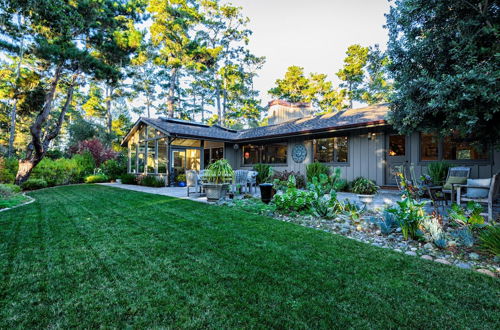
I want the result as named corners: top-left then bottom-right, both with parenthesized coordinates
top-left (421, 255), bottom-right (433, 261)
top-left (469, 252), bottom-right (480, 260)
top-left (476, 269), bottom-right (496, 277)
top-left (435, 258), bottom-right (451, 265)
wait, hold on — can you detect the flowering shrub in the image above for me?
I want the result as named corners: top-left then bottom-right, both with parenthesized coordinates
top-left (74, 139), bottom-right (116, 167)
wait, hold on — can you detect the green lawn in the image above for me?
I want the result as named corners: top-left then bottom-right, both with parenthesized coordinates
top-left (0, 185), bottom-right (498, 328)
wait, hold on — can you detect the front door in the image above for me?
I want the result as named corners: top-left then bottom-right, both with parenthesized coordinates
top-left (385, 134), bottom-right (409, 185)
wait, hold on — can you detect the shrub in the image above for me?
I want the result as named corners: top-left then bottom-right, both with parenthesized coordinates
top-left (271, 170), bottom-right (306, 189)
top-left (427, 161), bottom-right (452, 185)
top-left (306, 162), bottom-right (329, 182)
top-left (448, 202), bottom-right (485, 227)
top-left (139, 175), bottom-right (165, 187)
top-left (100, 158), bottom-right (126, 181)
top-left (74, 138), bottom-right (116, 167)
top-left (253, 163), bottom-right (273, 184)
top-left (84, 174), bottom-right (109, 183)
top-left (72, 151), bottom-right (96, 178)
top-left (0, 157), bottom-right (18, 183)
top-left (0, 183), bottom-right (21, 198)
top-left (422, 217), bottom-right (447, 248)
top-left (351, 177), bottom-right (379, 195)
top-left (273, 176), bottom-right (315, 214)
top-left (21, 178), bottom-right (48, 190)
top-left (478, 226), bottom-right (500, 256)
top-left (121, 173), bottom-right (137, 184)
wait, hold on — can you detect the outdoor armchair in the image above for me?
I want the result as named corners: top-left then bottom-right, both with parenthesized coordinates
top-left (457, 173), bottom-right (500, 221)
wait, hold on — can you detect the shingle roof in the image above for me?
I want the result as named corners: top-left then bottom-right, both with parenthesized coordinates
top-left (140, 117), bottom-right (239, 141)
top-left (236, 103), bottom-right (389, 141)
top-left (122, 104), bottom-right (390, 145)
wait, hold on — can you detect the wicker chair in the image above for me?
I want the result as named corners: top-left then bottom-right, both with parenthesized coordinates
top-left (457, 173), bottom-right (500, 221)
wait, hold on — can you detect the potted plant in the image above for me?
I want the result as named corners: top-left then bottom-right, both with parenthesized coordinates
top-left (176, 174), bottom-right (186, 187)
top-left (351, 177), bottom-right (379, 204)
top-left (203, 159), bottom-right (234, 202)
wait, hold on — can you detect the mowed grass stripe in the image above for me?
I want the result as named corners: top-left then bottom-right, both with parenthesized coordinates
top-left (0, 184), bottom-right (498, 328)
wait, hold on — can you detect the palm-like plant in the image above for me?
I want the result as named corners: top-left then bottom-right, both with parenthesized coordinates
top-left (205, 159), bottom-right (234, 184)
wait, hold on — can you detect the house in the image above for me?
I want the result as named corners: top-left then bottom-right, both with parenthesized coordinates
top-left (121, 100), bottom-right (500, 186)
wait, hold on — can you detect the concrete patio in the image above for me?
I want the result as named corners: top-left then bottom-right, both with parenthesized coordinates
top-left (100, 182), bottom-right (402, 209)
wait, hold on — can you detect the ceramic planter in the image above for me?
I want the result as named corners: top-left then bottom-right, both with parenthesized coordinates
top-left (259, 183), bottom-right (274, 204)
top-left (203, 183), bottom-right (229, 202)
top-left (357, 194), bottom-right (374, 204)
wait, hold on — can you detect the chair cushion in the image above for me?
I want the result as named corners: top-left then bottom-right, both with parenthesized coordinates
top-left (443, 176), bottom-right (467, 190)
top-left (465, 178), bottom-right (491, 199)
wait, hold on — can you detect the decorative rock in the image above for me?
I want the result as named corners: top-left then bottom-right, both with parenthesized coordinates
top-left (421, 255), bottom-right (433, 261)
top-left (405, 251), bottom-right (417, 256)
top-left (394, 248), bottom-right (402, 253)
top-left (456, 262), bottom-right (471, 269)
top-left (410, 247), bottom-right (418, 251)
top-left (476, 269), bottom-right (496, 277)
top-left (435, 258), bottom-right (451, 265)
top-left (469, 252), bottom-right (480, 260)
top-left (448, 240), bottom-right (457, 247)
top-left (423, 243), bottom-right (434, 250)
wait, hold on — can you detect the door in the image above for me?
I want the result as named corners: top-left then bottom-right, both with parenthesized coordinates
top-left (171, 148), bottom-right (201, 183)
top-left (385, 134), bottom-right (409, 185)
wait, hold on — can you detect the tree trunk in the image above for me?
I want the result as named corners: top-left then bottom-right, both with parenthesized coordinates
top-left (201, 95), bottom-right (205, 122)
top-left (15, 69), bottom-right (76, 185)
top-left (106, 86), bottom-right (113, 134)
top-left (167, 67), bottom-right (178, 118)
top-left (215, 86), bottom-right (221, 123)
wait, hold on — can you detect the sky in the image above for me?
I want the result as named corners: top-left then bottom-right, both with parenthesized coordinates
top-left (231, 0), bottom-right (392, 105)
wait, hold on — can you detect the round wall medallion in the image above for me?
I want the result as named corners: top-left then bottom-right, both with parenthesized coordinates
top-left (292, 144), bottom-right (307, 163)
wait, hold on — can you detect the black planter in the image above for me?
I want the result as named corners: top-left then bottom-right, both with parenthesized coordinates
top-left (259, 183), bottom-right (273, 204)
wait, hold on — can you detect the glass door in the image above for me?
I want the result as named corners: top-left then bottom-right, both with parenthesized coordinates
top-left (172, 149), bottom-right (186, 181)
top-left (385, 134), bottom-right (408, 185)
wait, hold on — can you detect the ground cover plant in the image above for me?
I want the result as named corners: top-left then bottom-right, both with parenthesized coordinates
top-left (1, 185), bottom-right (498, 328)
top-left (0, 183), bottom-right (29, 209)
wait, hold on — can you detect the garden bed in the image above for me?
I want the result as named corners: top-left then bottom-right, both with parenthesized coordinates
top-left (222, 197), bottom-right (499, 277)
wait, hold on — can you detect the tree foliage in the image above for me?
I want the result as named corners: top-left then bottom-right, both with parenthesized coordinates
top-left (386, 0), bottom-right (500, 146)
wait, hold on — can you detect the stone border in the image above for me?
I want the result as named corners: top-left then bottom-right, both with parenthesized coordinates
top-left (0, 194), bottom-right (36, 213)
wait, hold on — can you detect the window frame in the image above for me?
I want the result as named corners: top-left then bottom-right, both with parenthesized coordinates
top-left (312, 136), bottom-right (350, 166)
top-left (418, 133), bottom-right (490, 164)
top-left (241, 143), bottom-right (288, 166)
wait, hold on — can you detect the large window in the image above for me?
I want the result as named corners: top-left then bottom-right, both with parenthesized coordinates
top-left (204, 147), bottom-right (224, 168)
top-left (157, 138), bottom-right (167, 174)
top-left (242, 143), bottom-right (288, 165)
top-left (420, 133), bottom-right (438, 161)
top-left (147, 141), bottom-right (155, 173)
top-left (129, 142), bottom-right (137, 173)
top-left (420, 133), bottom-right (489, 161)
top-left (314, 137), bottom-right (348, 163)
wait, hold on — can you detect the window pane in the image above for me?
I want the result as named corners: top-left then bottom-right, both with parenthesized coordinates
top-left (315, 137), bottom-right (348, 163)
top-left (335, 137), bottom-right (348, 162)
top-left (420, 133), bottom-right (438, 161)
top-left (263, 144), bottom-right (287, 164)
top-left (315, 138), bottom-right (334, 162)
top-left (443, 136), bottom-right (488, 160)
top-left (172, 139), bottom-right (201, 147)
top-left (243, 145), bottom-right (260, 165)
top-left (186, 149), bottom-right (201, 171)
top-left (147, 141), bottom-right (156, 173)
top-left (157, 139), bottom-right (167, 174)
top-left (389, 135), bottom-right (406, 156)
top-left (138, 142), bottom-right (146, 173)
top-left (129, 142), bottom-right (137, 173)
top-left (204, 149), bottom-right (211, 168)
top-left (211, 147), bottom-right (224, 162)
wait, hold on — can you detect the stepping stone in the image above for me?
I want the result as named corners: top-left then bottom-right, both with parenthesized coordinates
top-left (456, 262), bottom-right (471, 269)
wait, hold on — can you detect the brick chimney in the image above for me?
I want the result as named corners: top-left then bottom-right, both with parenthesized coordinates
top-left (267, 100), bottom-right (315, 125)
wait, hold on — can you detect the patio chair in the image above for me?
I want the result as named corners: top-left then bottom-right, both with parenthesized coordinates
top-left (457, 173), bottom-right (500, 222)
top-left (186, 170), bottom-right (201, 196)
top-left (233, 170), bottom-right (249, 193)
top-left (441, 167), bottom-right (470, 203)
top-left (247, 170), bottom-right (258, 194)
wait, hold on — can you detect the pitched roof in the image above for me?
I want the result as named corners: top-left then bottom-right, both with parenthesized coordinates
top-left (236, 103), bottom-right (389, 141)
top-left (122, 104), bottom-right (390, 145)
